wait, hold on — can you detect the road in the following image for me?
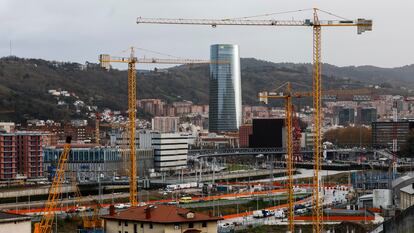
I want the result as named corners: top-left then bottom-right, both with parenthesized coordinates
top-left (256, 169), bottom-right (353, 182)
top-left (0, 192), bottom-right (129, 211)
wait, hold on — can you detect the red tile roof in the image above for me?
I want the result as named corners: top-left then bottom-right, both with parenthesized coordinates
top-left (101, 205), bottom-right (222, 223)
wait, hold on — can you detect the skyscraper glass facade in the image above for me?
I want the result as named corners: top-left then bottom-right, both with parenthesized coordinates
top-left (209, 44), bottom-right (242, 132)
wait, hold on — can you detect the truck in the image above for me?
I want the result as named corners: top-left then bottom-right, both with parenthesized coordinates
top-left (274, 210), bottom-right (285, 218)
top-left (253, 209), bottom-right (273, 218)
top-left (253, 210), bottom-right (264, 218)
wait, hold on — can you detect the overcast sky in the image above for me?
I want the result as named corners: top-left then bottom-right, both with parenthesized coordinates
top-left (0, 0), bottom-right (412, 68)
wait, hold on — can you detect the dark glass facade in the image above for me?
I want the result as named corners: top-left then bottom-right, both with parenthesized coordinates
top-left (249, 119), bottom-right (284, 148)
top-left (209, 44), bottom-right (242, 132)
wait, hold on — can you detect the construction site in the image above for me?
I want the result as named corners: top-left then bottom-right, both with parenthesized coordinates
top-left (1, 3), bottom-right (414, 233)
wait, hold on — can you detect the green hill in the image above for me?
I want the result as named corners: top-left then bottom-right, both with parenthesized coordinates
top-left (0, 56), bottom-right (412, 123)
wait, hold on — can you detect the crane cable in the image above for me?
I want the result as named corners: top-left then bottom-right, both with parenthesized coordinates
top-left (117, 47), bottom-right (185, 59)
top-left (228, 8), bottom-right (313, 20)
top-left (227, 8), bottom-right (351, 21)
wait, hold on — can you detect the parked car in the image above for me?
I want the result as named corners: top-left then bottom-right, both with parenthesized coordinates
top-left (75, 206), bottom-right (87, 212)
top-left (114, 203), bottom-right (125, 209)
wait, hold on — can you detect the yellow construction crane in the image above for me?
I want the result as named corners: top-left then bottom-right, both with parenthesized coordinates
top-left (71, 175), bottom-right (103, 230)
top-left (95, 112), bottom-right (100, 145)
top-left (259, 82), bottom-right (295, 233)
top-left (99, 48), bottom-right (223, 206)
top-left (259, 83), bottom-right (372, 233)
top-left (136, 10), bottom-right (372, 231)
top-left (34, 136), bottom-right (72, 233)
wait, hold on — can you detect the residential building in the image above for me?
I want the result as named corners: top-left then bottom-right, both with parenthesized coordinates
top-left (0, 131), bottom-right (44, 180)
top-left (101, 205), bottom-right (222, 233)
top-left (173, 101), bottom-right (193, 115)
top-left (372, 120), bottom-right (414, 151)
top-left (209, 44), bottom-right (242, 132)
top-left (152, 117), bottom-right (179, 133)
top-left (239, 125), bottom-right (252, 148)
top-left (400, 183), bottom-right (414, 210)
top-left (16, 132), bottom-right (43, 178)
top-left (140, 132), bottom-right (188, 172)
top-left (0, 212), bottom-right (32, 233)
top-left (138, 99), bottom-right (165, 116)
top-left (0, 134), bottom-right (17, 180)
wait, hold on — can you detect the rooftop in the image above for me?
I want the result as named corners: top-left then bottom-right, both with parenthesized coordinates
top-left (101, 205), bottom-right (222, 223)
top-left (400, 184), bottom-right (414, 195)
top-left (0, 212), bottom-right (31, 223)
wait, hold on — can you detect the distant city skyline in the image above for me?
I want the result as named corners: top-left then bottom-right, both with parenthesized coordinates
top-left (0, 0), bottom-right (413, 68)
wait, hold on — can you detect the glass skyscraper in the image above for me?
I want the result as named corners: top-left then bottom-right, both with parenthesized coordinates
top-left (209, 44), bottom-right (242, 132)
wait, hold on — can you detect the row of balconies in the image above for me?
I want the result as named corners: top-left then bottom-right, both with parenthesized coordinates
top-left (0, 161), bottom-right (16, 164)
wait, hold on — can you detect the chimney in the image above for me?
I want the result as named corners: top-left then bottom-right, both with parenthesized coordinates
top-left (145, 207), bottom-right (151, 219)
top-left (109, 205), bottom-right (115, 216)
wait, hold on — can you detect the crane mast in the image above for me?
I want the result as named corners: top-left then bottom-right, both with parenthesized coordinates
top-left (259, 83), bottom-right (295, 233)
top-left (285, 84), bottom-right (294, 233)
top-left (312, 10), bottom-right (323, 233)
top-left (34, 137), bottom-right (72, 233)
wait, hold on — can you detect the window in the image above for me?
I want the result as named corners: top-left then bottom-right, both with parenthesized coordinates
top-left (202, 222), bottom-right (207, 228)
top-left (141, 223), bottom-right (144, 228)
top-left (188, 223), bottom-right (194, 228)
top-left (125, 232), bottom-right (128, 233)
top-left (150, 224), bottom-right (153, 229)
top-left (118, 221), bottom-right (121, 226)
top-left (134, 224), bottom-right (137, 233)
top-left (118, 231), bottom-right (121, 233)
top-left (125, 221), bottom-right (128, 226)
top-left (174, 223), bottom-right (180, 230)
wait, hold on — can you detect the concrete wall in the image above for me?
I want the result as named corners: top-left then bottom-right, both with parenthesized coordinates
top-left (0, 185), bottom-right (73, 198)
top-left (0, 220), bottom-right (31, 233)
top-left (401, 191), bottom-right (414, 210)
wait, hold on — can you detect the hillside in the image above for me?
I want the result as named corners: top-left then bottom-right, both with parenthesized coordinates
top-left (0, 56), bottom-right (412, 123)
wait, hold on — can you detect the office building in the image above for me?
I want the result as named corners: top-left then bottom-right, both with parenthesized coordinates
top-left (338, 107), bottom-right (355, 126)
top-left (152, 117), bottom-right (179, 133)
top-left (209, 44), bottom-right (242, 132)
top-left (372, 121), bottom-right (414, 151)
top-left (249, 119), bottom-right (285, 148)
top-left (140, 132), bottom-right (188, 172)
top-left (102, 205), bottom-right (222, 233)
top-left (357, 107), bottom-right (377, 125)
top-left (44, 143), bottom-right (154, 181)
top-left (44, 145), bottom-right (123, 181)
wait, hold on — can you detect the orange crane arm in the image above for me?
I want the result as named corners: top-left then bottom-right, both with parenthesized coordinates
top-left (34, 137), bottom-right (72, 233)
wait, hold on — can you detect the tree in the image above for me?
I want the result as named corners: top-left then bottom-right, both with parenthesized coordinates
top-left (323, 126), bottom-right (371, 147)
